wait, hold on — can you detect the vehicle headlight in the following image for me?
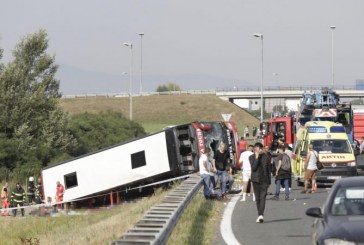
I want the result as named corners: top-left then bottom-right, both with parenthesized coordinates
top-left (324, 238), bottom-right (356, 245)
top-left (347, 161), bottom-right (356, 167)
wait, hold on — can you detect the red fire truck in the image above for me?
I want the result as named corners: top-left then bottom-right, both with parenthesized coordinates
top-left (353, 108), bottom-right (364, 144)
top-left (260, 116), bottom-right (296, 151)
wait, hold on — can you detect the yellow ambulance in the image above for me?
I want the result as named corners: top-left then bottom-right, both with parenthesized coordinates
top-left (292, 121), bottom-right (357, 186)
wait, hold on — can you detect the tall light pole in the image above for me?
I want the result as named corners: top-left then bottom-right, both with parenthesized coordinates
top-left (123, 42), bottom-right (133, 120)
top-left (138, 32), bottom-right (144, 94)
top-left (330, 26), bottom-right (336, 89)
top-left (254, 33), bottom-right (264, 122)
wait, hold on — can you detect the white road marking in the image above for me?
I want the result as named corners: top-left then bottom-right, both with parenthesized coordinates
top-left (220, 195), bottom-right (242, 245)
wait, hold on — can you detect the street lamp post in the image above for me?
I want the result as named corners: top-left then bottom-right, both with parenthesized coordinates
top-left (138, 32), bottom-right (144, 94)
top-left (254, 33), bottom-right (264, 122)
top-left (330, 26), bottom-right (336, 89)
top-left (123, 42), bottom-right (133, 120)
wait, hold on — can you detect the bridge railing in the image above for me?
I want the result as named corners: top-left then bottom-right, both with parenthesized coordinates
top-left (216, 85), bottom-right (358, 92)
top-left (61, 86), bottom-right (361, 99)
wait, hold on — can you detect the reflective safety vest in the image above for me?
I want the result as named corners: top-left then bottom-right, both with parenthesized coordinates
top-left (11, 187), bottom-right (25, 203)
top-left (35, 184), bottom-right (42, 198)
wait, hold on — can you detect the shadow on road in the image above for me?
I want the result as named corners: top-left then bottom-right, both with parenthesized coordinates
top-left (264, 217), bottom-right (301, 223)
top-left (286, 234), bottom-right (311, 238)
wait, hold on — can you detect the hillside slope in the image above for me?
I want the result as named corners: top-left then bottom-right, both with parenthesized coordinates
top-left (60, 94), bottom-right (259, 135)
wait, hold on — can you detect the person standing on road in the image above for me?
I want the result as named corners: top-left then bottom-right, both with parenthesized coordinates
top-left (250, 142), bottom-right (271, 223)
top-left (199, 147), bottom-right (212, 199)
top-left (11, 183), bottom-right (26, 217)
top-left (302, 144), bottom-right (318, 194)
top-left (360, 137), bottom-right (364, 154)
top-left (244, 126), bottom-right (250, 138)
top-left (271, 145), bottom-right (291, 200)
top-left (213, 142), bottom-right (230, 196)
top-left (284, 143), bottom-right (293, 191)
top-left (239, 145), bottom-right (254, 202)
top-left (1, 183), bottom-right (10, 216)
top-left (55, 181), bottom-right (65, 210)
top-left (239, 137), bottom-right (248, 154)
top-left (35, 178), bottom-right (43, 204)
top-left (253, 126), bottom-right (257, 138)
top-left (27, 177), bottom-right (36, 204)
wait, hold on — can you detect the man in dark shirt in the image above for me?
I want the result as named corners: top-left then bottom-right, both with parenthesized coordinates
top-left (250, 142), bottom-right (271, 223)
top-left (213, 142), bottom-right (230, 195)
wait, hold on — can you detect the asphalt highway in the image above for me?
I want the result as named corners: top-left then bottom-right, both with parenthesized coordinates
top-left (213, 154), bottom-right (364, 245)
top-left (214, 179), bottom-right (329, 245)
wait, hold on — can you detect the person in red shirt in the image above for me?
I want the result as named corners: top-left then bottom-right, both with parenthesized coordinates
top-left (55, 181), bottom-right (65, 210)
top-left (1, 183), bottom-right (10, 216)
top-left (239, 137), bottom-right (247, 154)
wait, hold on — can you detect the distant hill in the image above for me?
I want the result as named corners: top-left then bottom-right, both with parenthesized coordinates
top-left (60, 94), bottom-right (259, 135)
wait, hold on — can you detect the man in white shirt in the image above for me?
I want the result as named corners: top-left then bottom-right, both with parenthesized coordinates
top-left (199, 147), bottom-right (212, 199)
top-left (244, 126), bottom-right (250, 138)
top-left (239, 145), bottom-right (255, 201)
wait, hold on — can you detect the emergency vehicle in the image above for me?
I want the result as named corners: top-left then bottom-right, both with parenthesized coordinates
top-left (292, 121), bottom-right (357, 186)
top-left (298, 89), bottom-right (353, 143)
top-left (261, 116), bottom-right (296, 152)
top-left (353, 108), bottom-right (364, 143)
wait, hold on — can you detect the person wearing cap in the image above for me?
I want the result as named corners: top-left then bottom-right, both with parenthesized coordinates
top-left (27, 177), bottom-right (36, 204)
top-left (11, 183), bottom-right (26, 217)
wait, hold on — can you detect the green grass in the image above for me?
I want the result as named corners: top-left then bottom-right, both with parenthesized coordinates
top-left (167, 193), bottom-right (224, 245)
top-left (60, 94), bottom-right (260, 136)
top-left (0, 189), bottom-right (167, 245)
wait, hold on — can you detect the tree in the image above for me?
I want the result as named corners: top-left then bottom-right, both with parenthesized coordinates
top-left (67, 112), bottom-right (146, 157)
top-left (272, 104), bottom-right (288, 116)
top-left (249, 108), bottom-right (270, 121)
top-left (0, 30), bottom-right (76, 179)
top-left (156, 83), bottom-right (182, 92)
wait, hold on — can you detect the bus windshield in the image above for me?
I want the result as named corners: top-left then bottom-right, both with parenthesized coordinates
top-left (311, 139), bottom-right (352, 154)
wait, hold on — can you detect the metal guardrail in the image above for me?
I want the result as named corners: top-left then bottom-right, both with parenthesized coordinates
top-left (111, 174), bottom-right (202, 245)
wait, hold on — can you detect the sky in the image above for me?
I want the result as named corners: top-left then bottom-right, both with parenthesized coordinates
top-left (1, 1), bottom-right (364, 95)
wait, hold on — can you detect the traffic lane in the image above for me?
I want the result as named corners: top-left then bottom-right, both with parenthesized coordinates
top-left (214, 180), bottom-right (330, 245)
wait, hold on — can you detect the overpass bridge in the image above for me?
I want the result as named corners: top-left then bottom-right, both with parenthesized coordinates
top-left (216, 87), bottom-right (364, 100)
top-left (216, 86), bottom-right (364, 112)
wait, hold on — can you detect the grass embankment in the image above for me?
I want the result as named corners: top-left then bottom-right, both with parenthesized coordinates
top-left (0, 185), bottom-right (224, 245)
top-left (60, 94), bottom-right (259, 135)
top-left (0, 189), bottom-right (167, 245)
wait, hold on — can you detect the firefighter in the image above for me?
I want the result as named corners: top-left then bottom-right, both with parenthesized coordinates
top-left (1, 183), bottom-right (10, 216)
top-left (35, 178), bottom-right (43, 204)
top-left (27, 177), bottom-right (36, 204)
top-left (11, 183), bottom-right (26, 217)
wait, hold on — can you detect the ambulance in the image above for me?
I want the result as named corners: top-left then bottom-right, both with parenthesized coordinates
top-left (292, 121), bottom-right (357, 186)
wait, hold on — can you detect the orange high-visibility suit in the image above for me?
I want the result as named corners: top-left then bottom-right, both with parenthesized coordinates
top-left (1, 186), bottom-right (10, 216)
